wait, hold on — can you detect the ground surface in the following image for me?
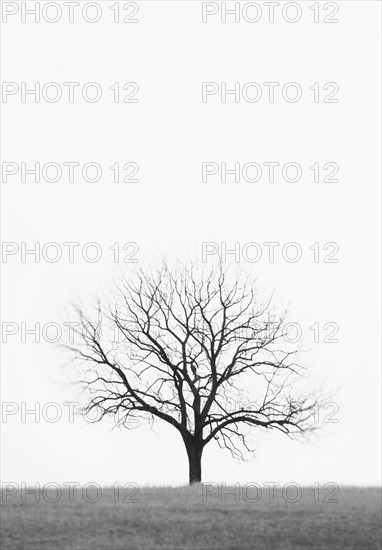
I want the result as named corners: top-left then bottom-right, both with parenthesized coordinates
top-left (1, 486), bottom-right (381, 549)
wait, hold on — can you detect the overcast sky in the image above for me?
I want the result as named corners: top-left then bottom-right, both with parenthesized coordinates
top-left (1, 0), bottom-right (381, 487)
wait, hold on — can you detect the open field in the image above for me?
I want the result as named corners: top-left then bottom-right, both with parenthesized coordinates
top-left (1, 486), bottom-right (381, 549)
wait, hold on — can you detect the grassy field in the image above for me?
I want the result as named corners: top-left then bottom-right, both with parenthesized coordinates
top-left (1, 485), bottom-right (381, 549)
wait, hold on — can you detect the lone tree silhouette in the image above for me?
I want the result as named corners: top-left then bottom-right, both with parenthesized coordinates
top-left (68, 263), bottom-right (319, 484)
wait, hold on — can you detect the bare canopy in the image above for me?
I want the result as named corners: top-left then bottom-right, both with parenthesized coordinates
top-left (67, 263), bottom-right (319, 484)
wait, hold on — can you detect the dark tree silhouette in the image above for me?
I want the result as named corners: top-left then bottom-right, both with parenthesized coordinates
top-left (67, 263), bottom-right (319, 484)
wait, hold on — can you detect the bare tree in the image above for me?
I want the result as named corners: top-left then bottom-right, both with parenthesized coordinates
top-left (67, 263), bottom-right (319, 484)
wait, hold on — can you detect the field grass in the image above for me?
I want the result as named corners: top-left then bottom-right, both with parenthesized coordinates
top-left (1, 485), bottom-right (381, 549)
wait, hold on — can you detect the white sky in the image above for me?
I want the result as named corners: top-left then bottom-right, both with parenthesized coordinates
top-left (1, 0), bottom-right (381, 487)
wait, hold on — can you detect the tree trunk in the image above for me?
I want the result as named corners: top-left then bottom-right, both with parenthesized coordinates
top-left (186, 441), bottom-right (203, 484)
